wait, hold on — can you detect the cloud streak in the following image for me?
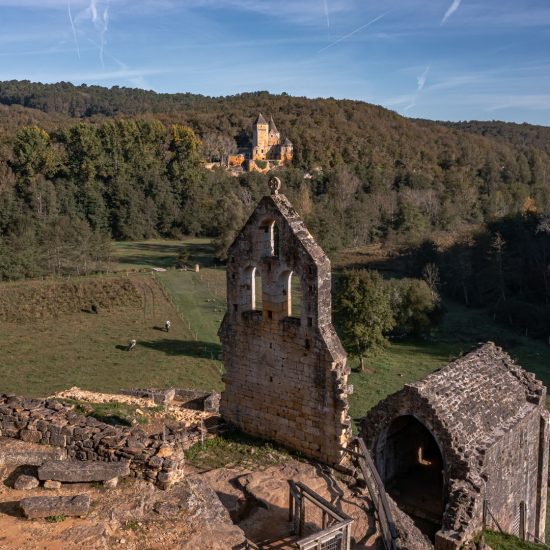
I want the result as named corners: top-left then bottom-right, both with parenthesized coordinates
top-left (67, 0), bottom-right (80, 59)
top-left (441, 0), bottom-right (462, 24)
top-left (417, 64), bottom-right (430, 91)
top-left (318, 9), bottom-right (391, 53)
top-left (323, 0), bottom-right (330, 29)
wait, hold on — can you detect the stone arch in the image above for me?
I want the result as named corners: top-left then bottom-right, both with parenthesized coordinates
top-left (277, 270), bottom-right (304, 319)
top-left (258, 218), bottom-right (279, 257)
top-left (242, 265), bottom-right (262, 311)
top-left (289, 271), bottom-right (303, 319)
top-left (376, 414), bottom-right (446, 533)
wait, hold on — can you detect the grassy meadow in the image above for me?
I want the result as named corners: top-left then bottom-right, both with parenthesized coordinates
top-left (0, 269), bottom-right (223, 396)
top-left (2, 237), bottom-right (550, 417)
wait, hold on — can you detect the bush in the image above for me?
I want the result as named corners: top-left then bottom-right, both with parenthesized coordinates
top-left (390, 278), bottom-right (443, 337)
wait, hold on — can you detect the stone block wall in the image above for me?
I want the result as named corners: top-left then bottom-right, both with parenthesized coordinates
top-left (0, 394), bottom-right (205, 489)
top-left (483, 408), bottom-right (549, 540)
top-left (220, 190), bottom-right (351, 464)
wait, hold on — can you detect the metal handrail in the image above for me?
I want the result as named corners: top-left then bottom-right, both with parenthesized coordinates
top-left (288, 480), bottom-right (353, 550)
top-left (345, 437), bottom-right (398, 550)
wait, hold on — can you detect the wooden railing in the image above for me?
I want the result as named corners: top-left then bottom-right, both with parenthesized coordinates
top-left (288, 480), bottom-right (353, 550)
top-left (345, 437), bottom-right (398, 550)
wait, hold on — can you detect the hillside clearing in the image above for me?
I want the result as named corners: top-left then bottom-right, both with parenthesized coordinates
top-left (0, 273), bottom-right (222, 396)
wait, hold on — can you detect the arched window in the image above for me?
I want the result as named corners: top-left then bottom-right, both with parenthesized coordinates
top-left (280, 271), bottom-right (302, 319)
top-left (259, 220), bottom-right (279, 257)
top-left (255, 269), bottom-right (263, 311)
top-left (290, 272), bottom-right (302, 318)
top-left (244, 266), bottom-right (262, 311)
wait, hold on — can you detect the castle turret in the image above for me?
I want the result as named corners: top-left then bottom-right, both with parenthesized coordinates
top-left (268, 115), bottom-right (280, 146)
top-left (252, 113), bottom-right (269, 160)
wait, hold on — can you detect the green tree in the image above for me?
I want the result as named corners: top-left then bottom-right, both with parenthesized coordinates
top-left (335, 269), bottom-right (395, 371)
top-left (391, 278), bottom-right (441, 336)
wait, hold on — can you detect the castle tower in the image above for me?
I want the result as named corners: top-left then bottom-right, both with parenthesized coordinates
top-left (219, 177), bottom-right (352, 464)
top-left (268, 115), bottom-right (280, 147)
top-left (252, 113), bottom-right (269, 160)
top-left (280, 137), bottom-right (293, 161)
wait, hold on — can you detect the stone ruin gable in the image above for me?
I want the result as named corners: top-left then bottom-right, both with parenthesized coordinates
top-left (0, 394), bottom-right (206, 489)
top-left (360, 342), bottom-right (549, 548)
top-left (219, 183), bottom-right (352, 464)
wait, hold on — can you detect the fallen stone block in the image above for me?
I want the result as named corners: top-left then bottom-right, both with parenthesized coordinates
top-left (43, 480), bottom-right (61, 490)
top-left (38, 460), bottom-right (130, 483)
top-left (20, 495), bottom-right (90, 519)
top-left (103, 477), bottom-right (118, 489)
top-left (14, 474), bottom-right (39, 490)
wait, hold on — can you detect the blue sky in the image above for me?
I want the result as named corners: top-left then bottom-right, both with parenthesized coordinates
top-left (0, 0), bottom-right (549, 124)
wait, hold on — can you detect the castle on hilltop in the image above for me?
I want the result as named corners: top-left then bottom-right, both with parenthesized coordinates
top-left (227, 113), bottom-right (293, 172)
top-left (251, 113), bottom-right (293, 163)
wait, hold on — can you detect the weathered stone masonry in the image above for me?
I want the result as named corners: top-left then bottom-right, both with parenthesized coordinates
top-left (0, 394), bottom-right (204, 489)
top-left (361, 343), bottom-right (549, 548)
top-left (219, 179), bottom-right (352, 464)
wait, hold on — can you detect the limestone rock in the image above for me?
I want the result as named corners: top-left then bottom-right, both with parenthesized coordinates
top-left (14, 474), bottom-right (39, 490)
top-left (156, 445), bottom-right (172, 458)
top-left (103, 477), bottom-right (118, 489)
top-left (20, 494), bottom-right (90, 518)
top-left (38, 460), bottom-right (130, 482)
top-left (43, 480), bottom-right (62, 490)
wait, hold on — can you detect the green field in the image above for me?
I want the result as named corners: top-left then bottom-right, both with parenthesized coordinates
top-left (110, 239), bottom-right (550, 421)
top-left (0, 271), bottom-right (223, 396)
top-left (3, 238), bottom-right (550, 419)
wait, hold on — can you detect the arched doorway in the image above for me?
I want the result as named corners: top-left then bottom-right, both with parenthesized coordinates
top-left (377, 415), bottom-right (445, 535)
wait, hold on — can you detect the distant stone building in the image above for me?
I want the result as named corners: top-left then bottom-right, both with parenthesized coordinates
top-left (244, 113), bottom-right (293, 172)
top-left (361, 342), bottom-right (549, 548)
top-left (219, 177), bottom-right (351, 464)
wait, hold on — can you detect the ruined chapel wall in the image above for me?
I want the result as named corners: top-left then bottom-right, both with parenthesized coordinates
top-left (220, 192), bottom-right (351, 464)
top-left (221, 315), bottom-right (350, 464)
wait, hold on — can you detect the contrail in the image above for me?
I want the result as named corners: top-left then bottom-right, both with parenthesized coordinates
top-left (67, 0), bottom-right (80, 59)
top-left (417, 64), bottom-right (431, 91)
top-left (89, 0), bottom-right (98, 22)
top-left (323, 0), bottom-right (330, 30)
top-left (441, 0), bottom-right (462, 24)
top-left (99, 3), bottom-right (109, 69)
top-left (318, 10), bottom-right (391, 53)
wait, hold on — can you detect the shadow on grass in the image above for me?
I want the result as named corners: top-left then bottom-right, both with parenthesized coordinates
top-left (184, 242), bottom-right (220, 268)
top-left (115, 254), bottom-right (177, 269)
top-left (115, 344), bottom-right (131, 351)
top-left (139, 339), bottom-right (221, 358)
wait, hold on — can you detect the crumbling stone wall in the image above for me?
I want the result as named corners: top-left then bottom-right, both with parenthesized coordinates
top-left (0, 394), bottom-right (204, 489)
top-left (360, 343), bottom-right (549, 548)
top-left (219, 182), bottom-right (351, 464)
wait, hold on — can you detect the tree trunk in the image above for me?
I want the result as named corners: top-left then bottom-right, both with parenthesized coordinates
top-left (360, 355), bottom-right (365, 372)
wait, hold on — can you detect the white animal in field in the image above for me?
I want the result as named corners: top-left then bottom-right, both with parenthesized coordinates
top-left (164, 320), bottom-right (171, 332)
top-left (127, 339), bottom-right (137, 351)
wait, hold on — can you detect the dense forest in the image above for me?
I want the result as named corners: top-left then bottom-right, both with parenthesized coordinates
top-left (0, 80), bottom-right (549, 337)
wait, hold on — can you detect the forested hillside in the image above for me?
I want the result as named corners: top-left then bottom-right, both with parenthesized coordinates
top-left (0, 80), bottom-right (549, 298)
